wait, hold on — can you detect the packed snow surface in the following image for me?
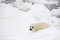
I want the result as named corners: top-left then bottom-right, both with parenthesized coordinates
top-left (0, 3), bottom-right (60, 40)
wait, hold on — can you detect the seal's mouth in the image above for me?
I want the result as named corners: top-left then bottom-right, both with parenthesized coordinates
top-left (29, 26), bottom-right (34, 31)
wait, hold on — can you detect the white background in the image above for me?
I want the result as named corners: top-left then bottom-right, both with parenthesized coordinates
top-left (0, 3), bottom-right (60, 40)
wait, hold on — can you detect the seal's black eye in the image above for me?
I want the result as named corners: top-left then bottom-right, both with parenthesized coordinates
top-left (32, 27), bottom-right (34, 28)
top-left (30, 29), bottom-right (32, 30)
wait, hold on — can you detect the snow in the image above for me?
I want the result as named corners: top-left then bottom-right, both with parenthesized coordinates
top-left (0, 3), bottom-right (60, 40)
top-left (27, 4), bottom-right (51, 21)
top-left (50, 8), bottom-right (60, 16)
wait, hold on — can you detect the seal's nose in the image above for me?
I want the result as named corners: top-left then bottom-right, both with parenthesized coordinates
top-left (29, 29), bottom-right (32, 31)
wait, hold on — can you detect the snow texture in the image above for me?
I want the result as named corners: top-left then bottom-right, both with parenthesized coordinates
top-left (0, 3), bottom-right (60, 40)
top-left (1, 0), bottom-right (59, 11)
